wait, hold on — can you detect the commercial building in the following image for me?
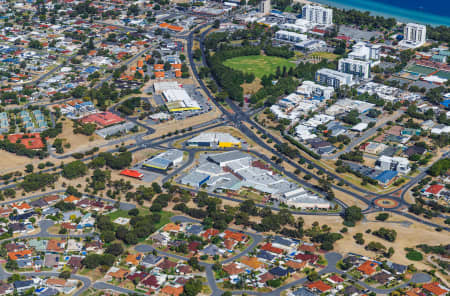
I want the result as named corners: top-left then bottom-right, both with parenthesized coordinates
top-left (375, 156), bottom-right (410, 175)
top-left (186, 132), bottom-right (241, 148)
top-left (162, 89), bottom-right (201, 112)
top-left (294, 39), bottom-right (326, 52)
top-left (325, 98), bottom-right (374, 115)
top-left (275, 188), bottom-right (331, 209)
top-left (297, 81), bottom-right (334, 100)
top-left (401, 23), bottom-right (427, 48)
top-left (338, 58), bottom-right (371, 79)
top-left (95, 122), bottom-right (136, 138)
top-left (142, 149), bottom-right (184, 171)
top-left (315, 68), bottom-right (354, 89)
top-left (348, 42), bottom-right (381, 65)
top-left (275, 30), bottom-right (307, 43)
top-left (181, 151), bottom-right (326, 207)
top-left (153, 81), bottom-right (182, 93)
top-left (207, 151), bottom-right (252, 167)
top-left (302, 4), bottom-right (333, 26)
top-left (80, 112), bottom-right (125, 128)
top-left (259, 0), bottom-right (271, 16)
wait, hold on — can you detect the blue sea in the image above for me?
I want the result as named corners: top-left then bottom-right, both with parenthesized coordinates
top-left (311, 0), bottom-right (450, 26)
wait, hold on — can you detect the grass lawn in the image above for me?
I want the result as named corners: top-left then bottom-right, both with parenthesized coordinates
top-left (223, 55), bottom-right (296, 78)
top-left (107, 208), bottom-right (171, 230)
top-left (309, 51), bottom-right (340, 60)
top-left (154, 211), bottom-right (174, 230)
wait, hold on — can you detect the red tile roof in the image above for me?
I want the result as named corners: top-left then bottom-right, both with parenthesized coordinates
top-left (425, 184), bottom-right (444, 195)
top-left (328, 274), bottom-right (344, 283)
top-left (294, 253), bottom-right (319, 263)
top-left (306, 280), bottom-right (332, 292)
top-left (202, 228), bottom-right (219, 239)
top-left (120, 169), bottom-right (143, 179)
top-left (422, 282), bottom-right (448, 296)
top-left (80, 112), bottom-right (124, 127)
top-left (224, 230), bottom-right (247, 242)
top-left (260, 243), bottom-right (283, 254)
top-left (357, 260), bottom-right (378, 275)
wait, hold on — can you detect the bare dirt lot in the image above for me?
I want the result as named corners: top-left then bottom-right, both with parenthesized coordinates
top-left (57, 119), bottom-right (106, 153)
top-left (332, 212), bottom-right (449, 271)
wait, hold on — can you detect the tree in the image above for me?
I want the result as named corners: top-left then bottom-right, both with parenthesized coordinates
top-left (128, 208), bottom-right (139, 216)
top-left (62, 160), bottom-right (87, 179)
top-left (105, 243), bottom-right (124, 256)
top-left (307, 270), bottom-right (319, 281)
top-left (342, 206), bottom-right (363, 226)
top-left (25, 164), bottom-right (34, 173)
top-left (125, 232), bottom-right (138, 245)
top-left (182, 278), bottom-right (203, 296)
top-left (101, 230), bottom-right (116, 243)
top-left (59, 270), bottom-right (71, 279)
top-left (152, 182), bottom-right (162, 194)
top-left (5, 259), bottom-right (18, 270)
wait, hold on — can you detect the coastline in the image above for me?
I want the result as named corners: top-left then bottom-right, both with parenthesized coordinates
top-left (299, 0), bottom-right (450, 27)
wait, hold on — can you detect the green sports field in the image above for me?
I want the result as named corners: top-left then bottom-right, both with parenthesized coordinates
top-left (223, 55), bottom-right (296, 78)
top-left (405, 64), bottom-right (436, 75)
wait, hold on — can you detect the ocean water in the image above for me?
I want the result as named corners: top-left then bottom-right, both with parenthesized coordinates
top-left (311, 0), bottom-right (450, 26)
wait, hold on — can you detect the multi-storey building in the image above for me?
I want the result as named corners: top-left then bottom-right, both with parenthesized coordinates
top-left (302, 4), bottom-right (333, 26)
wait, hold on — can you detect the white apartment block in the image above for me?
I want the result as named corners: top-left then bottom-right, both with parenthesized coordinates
top-left (259, 0), bottom-right (271, 15)
top-left (302, 4), bottom-right (333, 26)
top-left (338, 58), bottom-right (371, 79)
top-left (400, 23), bottom-right (427, 48)
top-left (375, 156), bottom-right (411, 175)
top-left (315, 68), bottom-right (354, 89)
top-left (348, 42), bottom-right (381, 65)
top-left (297, 81), bottom-right (334, 100)
top-left (275, 30), bottom-right (307, 43)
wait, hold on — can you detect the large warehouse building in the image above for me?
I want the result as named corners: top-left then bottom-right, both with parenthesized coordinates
top-left (186, 132), bottom-right (242, 148)
top-left (162, 89), bottom-right (201, 112)
top-left (142, 149), bottom-right (184, 172)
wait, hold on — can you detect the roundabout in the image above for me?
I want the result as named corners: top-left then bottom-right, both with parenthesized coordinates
top-left (374, 197), bottom-right (399, 209)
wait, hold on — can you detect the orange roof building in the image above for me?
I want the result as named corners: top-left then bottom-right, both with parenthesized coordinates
top-left (422, 282), bottom-right (448, 296)
top-left (11, 202), bottom-right (31, 211)
top-left (130, 66), bottom-right (136, 72)
top-left (260, 243), bottom-right (283, 254)
top-left (107, 268), bottom-right (129, 280)
top-left (161, 285), bottom-right (183, 296)
top-left (162, 223), bottom-right (181, 232)
top-left (306, 280), bottom-right (332, 293)
top-left (222, 262), bottom-right (244, 275)
top-left (126, 253), bottom-right (143, 265)
top-left (46, 278), bottom-right (67, 287)
top-left (357, 260), bottom-right (378, 276)
top-left (285, 260), bottom-right (307, 270)
top-left (47, 239), bottom-right (65, 253)
top-left (155, 72), bottom-right (165, 78)
top-left (137, 60), bottom-right (144, 68)
top-left (202, 228), bottom-right (220, 239)
top-left (64, 195), bottom-right (80, 203)
top-left (8, 250), bottom-right (32, 260)
top-left (171, 64), bottom-right (182, 70)
top-left (224, 230), bottom-right (247, 242)
top-left (120, 169), bottom-right (143, 179)
top-left (240, 256), bottom-right (264, 269)
top-left (154, 64), bottom-right (164, 71)
top-left (44, 195), bottom-right (60, 203)
top-left (175, 70), bottom-right (182, 78)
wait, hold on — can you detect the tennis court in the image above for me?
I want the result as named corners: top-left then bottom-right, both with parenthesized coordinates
top-left (436, 70), bottom-right (450, 80)
top-left (405, 64), bottom-right (436, 75)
